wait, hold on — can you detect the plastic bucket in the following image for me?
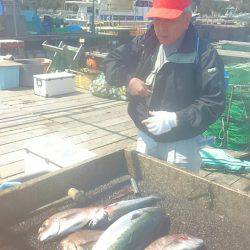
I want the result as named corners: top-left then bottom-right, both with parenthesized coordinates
top-left (34, 58), bottom-right (52, 73)
top-left (15, 59), bottom-right (44, 87)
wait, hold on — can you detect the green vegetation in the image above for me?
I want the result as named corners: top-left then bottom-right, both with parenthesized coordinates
top-left (20, 0), bottom-right (249, 14)
top-left (21, 0), bottom-right (65, 11)
top-left (193, 0), bottom-right (249, 15)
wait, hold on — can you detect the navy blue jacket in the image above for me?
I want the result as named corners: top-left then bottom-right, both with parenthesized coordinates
top-left (102, 24), bottom-right (226, 143)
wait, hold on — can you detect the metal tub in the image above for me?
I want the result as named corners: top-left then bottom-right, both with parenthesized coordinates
top-left (0, 150), bottom-right (249, 250)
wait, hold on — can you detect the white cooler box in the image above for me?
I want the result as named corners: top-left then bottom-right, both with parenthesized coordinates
top-left (34, 72), bottom-right (75, 97)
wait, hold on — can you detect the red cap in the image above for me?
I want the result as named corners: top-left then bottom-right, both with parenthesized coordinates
top-left (146, 0), bottom-right (191, 20)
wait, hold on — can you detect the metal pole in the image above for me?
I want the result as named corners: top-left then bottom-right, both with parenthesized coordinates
top-left (91, 0), bottom-right (95, 34)
top-left (13, 0), bottom-right (18, 37)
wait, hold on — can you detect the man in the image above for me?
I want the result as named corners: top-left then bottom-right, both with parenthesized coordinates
top-left (102, 0), bottom-right (226, 173)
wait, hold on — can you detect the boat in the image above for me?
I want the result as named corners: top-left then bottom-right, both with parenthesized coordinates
top-left (100, 0), bottom-right (152, 21)
top-left (63, 0), bottom-right (152, 25)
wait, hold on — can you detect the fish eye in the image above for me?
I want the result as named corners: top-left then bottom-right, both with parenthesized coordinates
top-left (38, 224), bottom-right (46, 233)
top-left (43, 220), bottom-right (49, 226)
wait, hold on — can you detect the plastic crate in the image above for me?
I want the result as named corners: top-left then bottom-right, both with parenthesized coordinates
top-left (0, 60), bottom-right (21, 90)
top-left (75, 68), bottom-right (100, 90)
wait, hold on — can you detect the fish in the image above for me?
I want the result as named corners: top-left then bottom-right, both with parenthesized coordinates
top-left (60, 241), bottom-right (95, 250)
top-left (38, 207), bottom-right (100, 242)
top-left (89, 196), bottom-right (160, 229)
top-left (145, 234), bottom-right (205, 250)
top-left (59, 230), bottom-right (103, 250)
top-left (93, 207), bottom-right (170, 250)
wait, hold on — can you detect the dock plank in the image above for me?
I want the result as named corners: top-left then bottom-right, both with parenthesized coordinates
top-left (0, 87), bottom-right (249, 196)
top-left (0, 96), bottom-right (112, 119)
top-left (80, 127), bottom-right (137, 150)
top-left (0, 160), bottom-right (24, 179)
top-left (0, 151), bottom-right (24, 167)
top-left (230, 174), bottom-right (250, 194)
top-left (0, 116), bottom-right (133, 156)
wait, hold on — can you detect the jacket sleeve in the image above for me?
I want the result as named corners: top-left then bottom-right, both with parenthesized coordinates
top-left (102, 38), bottom-right (140, 87)
top-left (176, 45), bottom-right (226, 132)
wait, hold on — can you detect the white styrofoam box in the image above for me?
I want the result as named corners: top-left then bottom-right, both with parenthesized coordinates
top-left (33, 72), bottom-right (75, 97)
top-left (24, 134), bottom-right (96, 175)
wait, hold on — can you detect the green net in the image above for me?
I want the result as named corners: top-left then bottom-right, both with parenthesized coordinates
top-left (203, 63), bottom-right (250, 151)
top-left (226, 63), bottom-right (250, 84)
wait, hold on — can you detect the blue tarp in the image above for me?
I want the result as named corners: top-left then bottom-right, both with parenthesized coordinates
top-left (0, 182), bottom-right (21, 191)
top-left (0, 0), bottom-right (4, 16)
top-left (66, 25), bottom-right (82, 32)
top-left (200, 147), bottom-right (250, 173)
top-left (21, 10), bottom-right (45, 34)
top-left (21, 10), bottom-right (36, 22)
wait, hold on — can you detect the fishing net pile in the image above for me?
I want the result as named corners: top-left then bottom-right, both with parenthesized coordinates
top-left (203, 63), bottom-right (250, 151)
top-left (90, 72), bottom-right (127, 101)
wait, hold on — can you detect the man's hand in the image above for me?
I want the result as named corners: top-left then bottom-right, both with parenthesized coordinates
top-left (128, 78), bottom-right (150, 97)
top-left (142, 111), bottom-right (177, 135)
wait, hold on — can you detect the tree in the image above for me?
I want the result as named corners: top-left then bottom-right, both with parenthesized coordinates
top-left (198, 0), bottom-right (213, 15)
top-left (21, 0), bottom-right (42, 10)
top-left (41, 0), bottom-right (64, 10)
top-left (223, 0), bottom-right (250, 12)
top-left (21, 0), bottom-right (65, 10)
top-left (193, 0), bottom-right (250, 16)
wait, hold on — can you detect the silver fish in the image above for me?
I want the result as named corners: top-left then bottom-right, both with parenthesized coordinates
top-left (38, 207), bottom-right (100, 242)
top-left (59, 230), bottom-right (103, 250)
top-left (89, 196), bottom-right (160, 228)
top-left (93, 207), bottom-right (170, 250)
top-left (145, 234), bottom-right (205, 250)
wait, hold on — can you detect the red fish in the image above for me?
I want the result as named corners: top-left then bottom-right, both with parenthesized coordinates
top-left (145, 234), bottom-right (205, 250)
top-left (59, 230), bottom-right (103, 250)
top-left (38, 207), bottom-right (100, 242)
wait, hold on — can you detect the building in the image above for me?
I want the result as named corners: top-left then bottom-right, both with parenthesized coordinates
top-left (64, 0), bottom-right (152, 23)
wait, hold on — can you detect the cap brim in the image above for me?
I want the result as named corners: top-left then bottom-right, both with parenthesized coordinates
top-left (145, 8), bottom-right (183, 19)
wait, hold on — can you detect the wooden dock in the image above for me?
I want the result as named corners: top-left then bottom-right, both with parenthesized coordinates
top-left (0, 88), bottom-right (249, 195)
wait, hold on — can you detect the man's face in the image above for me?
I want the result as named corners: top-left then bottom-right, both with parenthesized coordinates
top-left (153, 13), bottom-right (191, 45)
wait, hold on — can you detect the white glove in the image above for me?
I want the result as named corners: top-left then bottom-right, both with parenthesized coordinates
top-left (142, 111), bottom-right (177, 135)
